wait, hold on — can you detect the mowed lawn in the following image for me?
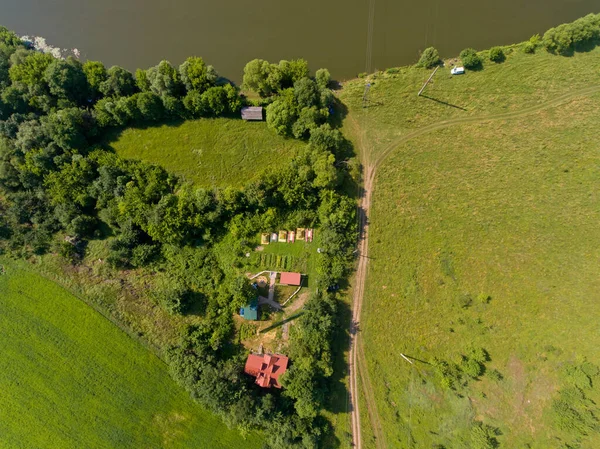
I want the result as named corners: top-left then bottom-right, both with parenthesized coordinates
top-left (0, 258), bottom-right (261, 449)
top-left (107, 118), bottom-right (305, 188)
top-left (360, 93), bottom-right (600, 448)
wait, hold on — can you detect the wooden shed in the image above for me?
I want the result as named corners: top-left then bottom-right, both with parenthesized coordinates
top-left (241, 106), bottom-right (263, 121)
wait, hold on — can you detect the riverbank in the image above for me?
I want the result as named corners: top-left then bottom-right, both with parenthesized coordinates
top-left (341, 25), bottom-right (600, 449)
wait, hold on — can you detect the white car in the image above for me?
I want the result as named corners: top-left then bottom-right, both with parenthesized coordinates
top-left (451, 66), bottom-right (465, 75)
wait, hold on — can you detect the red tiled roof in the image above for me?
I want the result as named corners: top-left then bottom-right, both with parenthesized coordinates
top-left (280, 272), bottom-right (301, 286)
top-left (244, 353), bottom-right (289, 388)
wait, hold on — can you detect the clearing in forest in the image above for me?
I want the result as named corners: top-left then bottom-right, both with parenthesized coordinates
top-left (0, 258), bottom-right (261, 449)
top-left (106, 117), bottom-right (305, 188)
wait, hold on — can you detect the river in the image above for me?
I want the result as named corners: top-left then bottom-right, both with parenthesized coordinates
top-left (1, 0), bottom-right (597, 82)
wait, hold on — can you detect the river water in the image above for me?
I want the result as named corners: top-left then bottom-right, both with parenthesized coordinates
top-left (1, 0), bottom-right (597, 82)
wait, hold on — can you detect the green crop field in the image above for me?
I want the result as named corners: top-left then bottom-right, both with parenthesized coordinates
top-left (106, 118), bottom-right (305, 188)
top-left (357, 86), bottom-right (600, 448)
top-left (0, 257), bottom-right (261, 449)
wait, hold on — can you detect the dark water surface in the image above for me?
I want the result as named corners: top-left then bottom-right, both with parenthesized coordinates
top-left (1, 0), bottom-right (597, 82)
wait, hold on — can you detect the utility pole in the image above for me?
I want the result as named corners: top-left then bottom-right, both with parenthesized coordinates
top-left (362, 82), bottom-right (371, 108)
top-left (417, 66), bottom-right (439, 96)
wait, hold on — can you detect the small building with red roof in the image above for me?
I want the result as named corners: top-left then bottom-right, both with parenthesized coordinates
top-left (279, 272), bottom-right (301, 286)
top-left (244, 353), bottom-right (289, 388)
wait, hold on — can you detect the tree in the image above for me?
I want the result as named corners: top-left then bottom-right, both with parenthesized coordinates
top-left (223, 84), bottom-right (242, 113)
top-left (183, 90), bottom-right (205, 117)
top-left (242, 59), bottom-right (279, 97)
top-left (279, 59), bottom-right (310, 88)
top-left (308, 124), bottom-right (344, 153)
top-left (488, 46), bottom-right (505, 63)
top-left (15, 119), bottom-right (49, 153)
top-left (460, 48), bottom-right (482, 69)
top-left (137, 92), bottom-right (164, 121)
top-left (294, 78), bottom-right (319, 109)
top-left (100, 66), bottom-right (136, 98)
top-left (417, 47), bottom-right (441, 69)
top-left (135, 68), bottom-right (151, 91)
top-left (42, 107), bottom-right (89, 151)
top-left (292, 106), bottom-right (326, 139)
top-left (82, 61), bottom-right (107, 100)
top-left (44, 57), bottom-right (89, 104)
top-left (179, 56), bottom-right (216, 93)
top-left (315, 68), bottom-right (331, 89)
top-left (9, 51), bottom-right (53, 86)
top-left (266, 91), bottom-right (297, 136)
top-left (146, 60), bottom-right (183, 98)
top-left (200, 86), bottom-right (228, 116)
top-left (311, 151), bottom-right (337, 189)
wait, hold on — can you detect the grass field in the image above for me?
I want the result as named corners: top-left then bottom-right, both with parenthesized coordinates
top-left (0, 257), bottom-right (261, 449)
top-left (106, 118), bottom-right (305, 188)
top-left (340, 43), bottom-right (600, 164)
top-left (357, 83), bottom-right (600, 449)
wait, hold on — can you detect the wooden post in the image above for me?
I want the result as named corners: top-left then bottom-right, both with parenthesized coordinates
top-left (417, 66), bottom-right (439, 96)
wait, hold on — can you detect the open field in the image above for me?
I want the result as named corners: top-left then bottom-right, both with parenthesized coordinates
top-left (340, 44), bottom-right (600, 163)
top-left (0, 257), bottom-right (261, 449)
top-left (357, 87), bottom-right (600, 449)
top-left (106, 118), bottom-right (305, 188)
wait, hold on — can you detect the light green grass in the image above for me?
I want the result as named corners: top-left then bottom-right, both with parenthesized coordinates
top-left (359, 91), bottom-right (600, 448)
top-left (0, 257), bottom-right (261, 449)
top-left (340, 44), bottom-right (600, 163)
top-left (106, 118), bottom-right (305, 188)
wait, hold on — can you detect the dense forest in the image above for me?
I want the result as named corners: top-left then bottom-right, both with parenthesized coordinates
top-left (0, 26), bottom-right (358, 448)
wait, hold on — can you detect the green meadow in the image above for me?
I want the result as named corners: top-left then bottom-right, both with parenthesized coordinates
top-left (340, 43), bottom-right (600, 165)
top-left (358, 87), bottom-right (600, 448)
top-left (0, 257), bottom-right (261, 449)
top-left (107, 118), bottom-right (305, 188)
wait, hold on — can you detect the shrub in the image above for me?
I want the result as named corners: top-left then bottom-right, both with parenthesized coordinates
top-left (523, 42), bottom-right (536, 54)
top-left (462, 356), bottom-right (484, 379)
top-left (385, 68), bottom-right (400, 75)
top-left (460, 48), bottom-right (482, 69)
top-left (470, 422), bottom-right (499, 449)
top-left (357, 72), bottom-right (367, 78)
top-left (489, 47), bottom-right (505, 63)
top-left (417, 47), bottom-right (441, 69)
top-left (488, 369), bottom-right (503, 381)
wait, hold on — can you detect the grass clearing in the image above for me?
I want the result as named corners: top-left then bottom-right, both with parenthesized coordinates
top-left (340, 44), bottom-right (600, 163)
top-left (106, 118), bottom-right (305, 188)
top-left (358, 91), bottom-right (600, 448)
top-left (0, 257), bottom-right (261, 449)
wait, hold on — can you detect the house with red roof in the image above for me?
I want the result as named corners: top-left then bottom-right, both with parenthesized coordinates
top-left (279, 272), bottom-right (301, 286)
top-left (244, 353), bottom-right (289, 388)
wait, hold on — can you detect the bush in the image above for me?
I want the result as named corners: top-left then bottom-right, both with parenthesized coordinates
top-left (470, 422), bottom-right (499, 449)
top-left (385, 68), bottom-right (400, 75)
top-left (417, 47), bottom-right (441, 69)
top-left (489, 47), bottom-right (505, 63)
top-left (462, 356), bottom-right (484, 379)
top-left (488, 369), bottom-right (503, 381)
top-left (460, 48), bottom-right (482, 69)
top-left (523, 41), bottom-right (535, 54)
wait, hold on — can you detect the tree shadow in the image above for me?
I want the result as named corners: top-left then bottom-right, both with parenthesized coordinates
top-left (420, 94), bottom-right (466, 111)
top-left (323, 294), bottom-right (352, 415)
top-left (259, 311), bottom-right (304, 333)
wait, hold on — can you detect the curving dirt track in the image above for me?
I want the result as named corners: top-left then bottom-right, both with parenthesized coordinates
top-left (347, 84), bottom-right (600, 449)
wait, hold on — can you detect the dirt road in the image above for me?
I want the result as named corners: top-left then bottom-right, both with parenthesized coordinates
top-left (346, 84), bottom-right (600, 449)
